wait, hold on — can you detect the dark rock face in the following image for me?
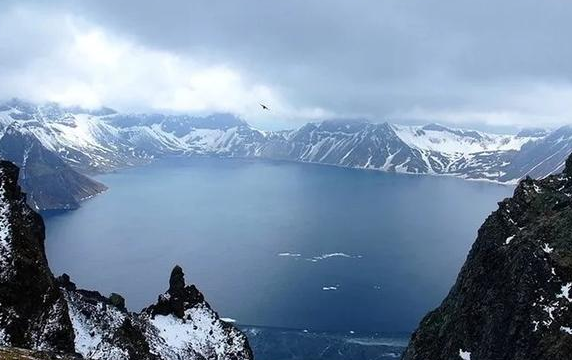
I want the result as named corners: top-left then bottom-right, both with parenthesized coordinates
top-left (402, 155), bottom-right (572, 360)
top-left (0, 161), bottom-right (75, 352)
top-left (565, 154), bottom-right (572, 177)
top-left (0, 126), bottom-right (107, 211)
top-left (109, 293), bottom-right (127, 311)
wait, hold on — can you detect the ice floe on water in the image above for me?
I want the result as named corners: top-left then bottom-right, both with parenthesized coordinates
top-left (277, 251), bottom-right (363, 262)
top-left (322, 285), bottom-right (339, 291)
top-left (277, 252), bottom-right (302, 257)
top-left (220, 318), bottom-right (236, 323)
top-left (311, 252), bottom-right (363, 261)
top-left (322, 284), bottom-right (340, 291)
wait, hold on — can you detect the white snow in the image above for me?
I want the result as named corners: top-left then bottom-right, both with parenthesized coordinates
top-left (532, 320), bottom-right (540, 332)
top-left (459, 349), bottom-right (471, 360)
top-left (0, 169), bottom-right (13, 280)
top-left (542, 243), bottom-right (554, 254)
top-left (392, 124), bottom-right (535, 154)
top-left (561, 326), bottom-right (572, 335)
top-left (65, 291), bottom-right (129, 360)
top-left (505, 235), bottom-right (515, 245)
top-left (64, 288), bottom-right (249, 360)
top-left (149, 303), bottom-right (245, 359)
top-left (0, 327), bottom-right (7, 346)
top-left (557, 283), bottom-right (571, 302)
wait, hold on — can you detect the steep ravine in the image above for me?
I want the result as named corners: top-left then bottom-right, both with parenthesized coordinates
top-left (0, 161), bottom-right (253, 360)
top-left (402, 154), bottom-right (572, 359)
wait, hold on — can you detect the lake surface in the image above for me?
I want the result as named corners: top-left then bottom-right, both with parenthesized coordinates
top-left (45, 157), bottom-right (513, 335)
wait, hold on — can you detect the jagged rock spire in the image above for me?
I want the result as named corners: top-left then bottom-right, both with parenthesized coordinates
top-left (169, 265), bottom-right (185, 292)
top-left (144, 266), bottom-right (205, 319)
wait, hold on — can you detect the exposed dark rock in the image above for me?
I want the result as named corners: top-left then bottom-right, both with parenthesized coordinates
top-left (402, 154), bottom-right (572, 360)
top-left (169, 265), bottom-right (186, 292)
top-left (109, 293), bottom-right (126, 312)
top-left (111, 318), bottom-right (159, 360)
top-left (55, 273), bottom-right (76, 291)
top-left (564, 154), bottom-right (572, 177)
top-left (0, 161), bottom-right (75, 352)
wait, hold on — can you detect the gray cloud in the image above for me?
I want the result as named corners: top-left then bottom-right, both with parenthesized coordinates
top-left (1, 0), bottom-right (572, 131)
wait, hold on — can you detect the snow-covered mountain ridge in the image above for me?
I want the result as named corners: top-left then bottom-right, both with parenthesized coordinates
top-left (1, 99), bottom-right (571, 190)
top-left (391, 123), bottom-right (536, 154)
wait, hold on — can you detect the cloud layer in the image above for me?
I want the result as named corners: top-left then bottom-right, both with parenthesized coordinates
top-left (1, 0), bottom-right (571, 131)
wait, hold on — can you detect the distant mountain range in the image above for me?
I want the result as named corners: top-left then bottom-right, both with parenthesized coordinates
top-left (1, 98), bottom-right (571, 210)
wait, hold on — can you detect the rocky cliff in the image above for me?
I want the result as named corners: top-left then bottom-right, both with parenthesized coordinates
top-left (0, 161), bottom-right (253, 359)
top-left (402, 155), bottom-right (572, 359)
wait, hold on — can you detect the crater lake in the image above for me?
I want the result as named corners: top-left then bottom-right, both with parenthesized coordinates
top-left (45, 157), bottom-right (513, 336)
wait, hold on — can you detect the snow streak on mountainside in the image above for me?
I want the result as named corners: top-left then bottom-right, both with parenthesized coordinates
top-left (1, 99), bottom-right (571, 188)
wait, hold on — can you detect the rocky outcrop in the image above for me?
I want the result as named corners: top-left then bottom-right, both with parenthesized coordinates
top-left (402, 154), bottom-right (572, 360)
top-left (60, 268), bottom-right (253, 360)
top-left (0, 126), bottom-right (107, 211)
top-left (0, 161), bottom-right (253, 359)
top-left (0, 160), bottom-right (75, 352)
top-left (144, 266), bottom-right (205, 319)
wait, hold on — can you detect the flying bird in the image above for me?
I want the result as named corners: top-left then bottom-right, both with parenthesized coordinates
top-left (260, 103), bottom-right (270, 111)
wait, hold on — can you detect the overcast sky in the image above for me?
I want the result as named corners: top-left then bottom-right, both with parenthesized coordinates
top-left (1, 0), bottom-right (571, 131)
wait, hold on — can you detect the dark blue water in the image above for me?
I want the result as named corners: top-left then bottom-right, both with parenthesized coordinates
top-left (45, 157), bottom-right (512, 335)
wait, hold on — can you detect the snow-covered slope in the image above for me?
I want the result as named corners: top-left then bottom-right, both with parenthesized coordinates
top-left (59, 268), bottom-right (252, 360)
top-left (392, 123), bottom-right (536, 154)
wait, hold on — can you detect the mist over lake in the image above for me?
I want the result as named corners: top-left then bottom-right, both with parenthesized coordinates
top-left (44, 157), bottom-right (513, 333)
